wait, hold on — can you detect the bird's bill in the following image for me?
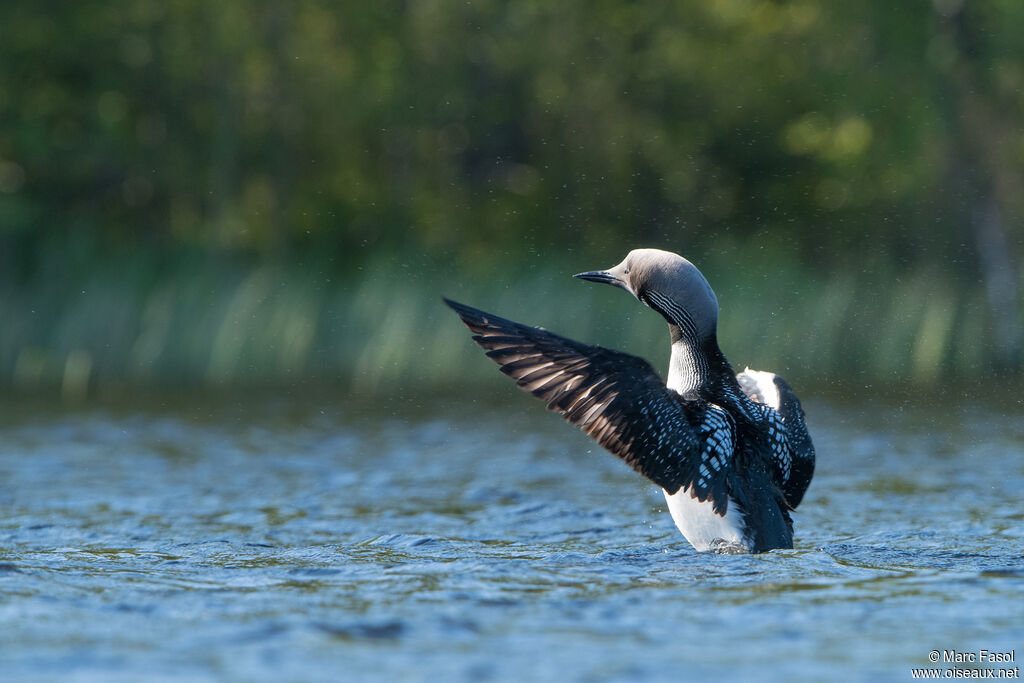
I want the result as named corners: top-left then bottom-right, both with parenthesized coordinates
top-left (573, 270), bottom-right (622, 285)
top-left (573, 265), bottom-right (632, 294)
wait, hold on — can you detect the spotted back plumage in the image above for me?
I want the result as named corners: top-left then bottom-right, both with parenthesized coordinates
top-left (736, 369), bottom-right (816, 509)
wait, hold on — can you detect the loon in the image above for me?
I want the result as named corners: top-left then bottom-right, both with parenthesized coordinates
top-left (444, 248), bottom-right (815, 553)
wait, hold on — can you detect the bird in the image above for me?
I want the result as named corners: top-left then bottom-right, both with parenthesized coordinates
top-left (444, 248), bottom-right (815, 553)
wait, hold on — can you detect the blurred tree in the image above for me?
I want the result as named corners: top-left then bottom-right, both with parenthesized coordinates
top-left (0, 0), bottom-right (1019, 291)
top-left (931, 0), bottom-right (1024, 367)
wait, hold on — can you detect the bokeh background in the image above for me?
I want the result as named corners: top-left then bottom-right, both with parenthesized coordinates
top-left (2, 0), bottom-right (1023, 399)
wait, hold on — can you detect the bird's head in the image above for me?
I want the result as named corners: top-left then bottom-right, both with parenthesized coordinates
top-left (574, 248), bottom-right (719, 340)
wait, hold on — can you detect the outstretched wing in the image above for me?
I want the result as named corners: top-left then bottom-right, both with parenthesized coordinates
top-left (737, 368), bottom-right (815, 509)
top-left (445, 298), bottom-right (736, 514)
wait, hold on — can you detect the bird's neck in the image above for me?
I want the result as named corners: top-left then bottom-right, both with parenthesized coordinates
top-left (666, 326), bottom-right (734, 398)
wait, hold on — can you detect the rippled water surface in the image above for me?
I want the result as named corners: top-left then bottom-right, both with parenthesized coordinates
top-left (1, 391), bottom-right (1022, 682)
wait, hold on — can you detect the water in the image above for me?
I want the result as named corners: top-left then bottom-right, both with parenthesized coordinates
top-left (1, 391), bottom-right (1021, 682)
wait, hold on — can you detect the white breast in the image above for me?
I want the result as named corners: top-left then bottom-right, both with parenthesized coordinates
top-left (664, 487), bottom-right (749, 552)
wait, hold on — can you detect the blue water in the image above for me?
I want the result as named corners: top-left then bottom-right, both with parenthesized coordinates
top-left (0, 392), bottom-right (1021, 682)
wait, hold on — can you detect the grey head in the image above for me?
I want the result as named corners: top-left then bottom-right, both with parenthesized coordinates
top-left (575, 248), bottom-right (719, 341)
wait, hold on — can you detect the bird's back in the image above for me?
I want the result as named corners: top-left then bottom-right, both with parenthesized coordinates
top-left (736, 368), bottom-right (816, 511)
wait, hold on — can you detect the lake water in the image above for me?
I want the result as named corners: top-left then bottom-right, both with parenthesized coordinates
top-left (1, 390), bottom-right (1022, 682)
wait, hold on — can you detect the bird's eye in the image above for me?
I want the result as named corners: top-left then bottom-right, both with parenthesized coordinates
top-left (623, 267), bottom-right (630, 275)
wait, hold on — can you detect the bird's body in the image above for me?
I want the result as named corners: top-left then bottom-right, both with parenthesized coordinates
top-left (445, 248), bottom-right (815, 553)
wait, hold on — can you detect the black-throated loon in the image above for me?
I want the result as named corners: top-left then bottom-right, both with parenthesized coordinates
top-left (444, 248), bottom-right (815, 553)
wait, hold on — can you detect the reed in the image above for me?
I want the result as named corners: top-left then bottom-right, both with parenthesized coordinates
top-left (0, 248), bottom-right (1009, 398)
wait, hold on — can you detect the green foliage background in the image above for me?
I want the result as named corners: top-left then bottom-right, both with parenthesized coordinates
top-left (1, 0), bottom-right (1022, 396)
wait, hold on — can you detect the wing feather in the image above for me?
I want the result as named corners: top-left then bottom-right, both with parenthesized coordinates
top-left (445, 298), bottom-right (736, 514)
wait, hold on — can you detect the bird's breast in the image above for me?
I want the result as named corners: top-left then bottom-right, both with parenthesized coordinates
top-left (664, 487), bottom-right (750, 552)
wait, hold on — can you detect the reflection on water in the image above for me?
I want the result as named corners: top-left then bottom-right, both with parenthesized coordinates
top-left (0, 393), bottom-right (1022, 682)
